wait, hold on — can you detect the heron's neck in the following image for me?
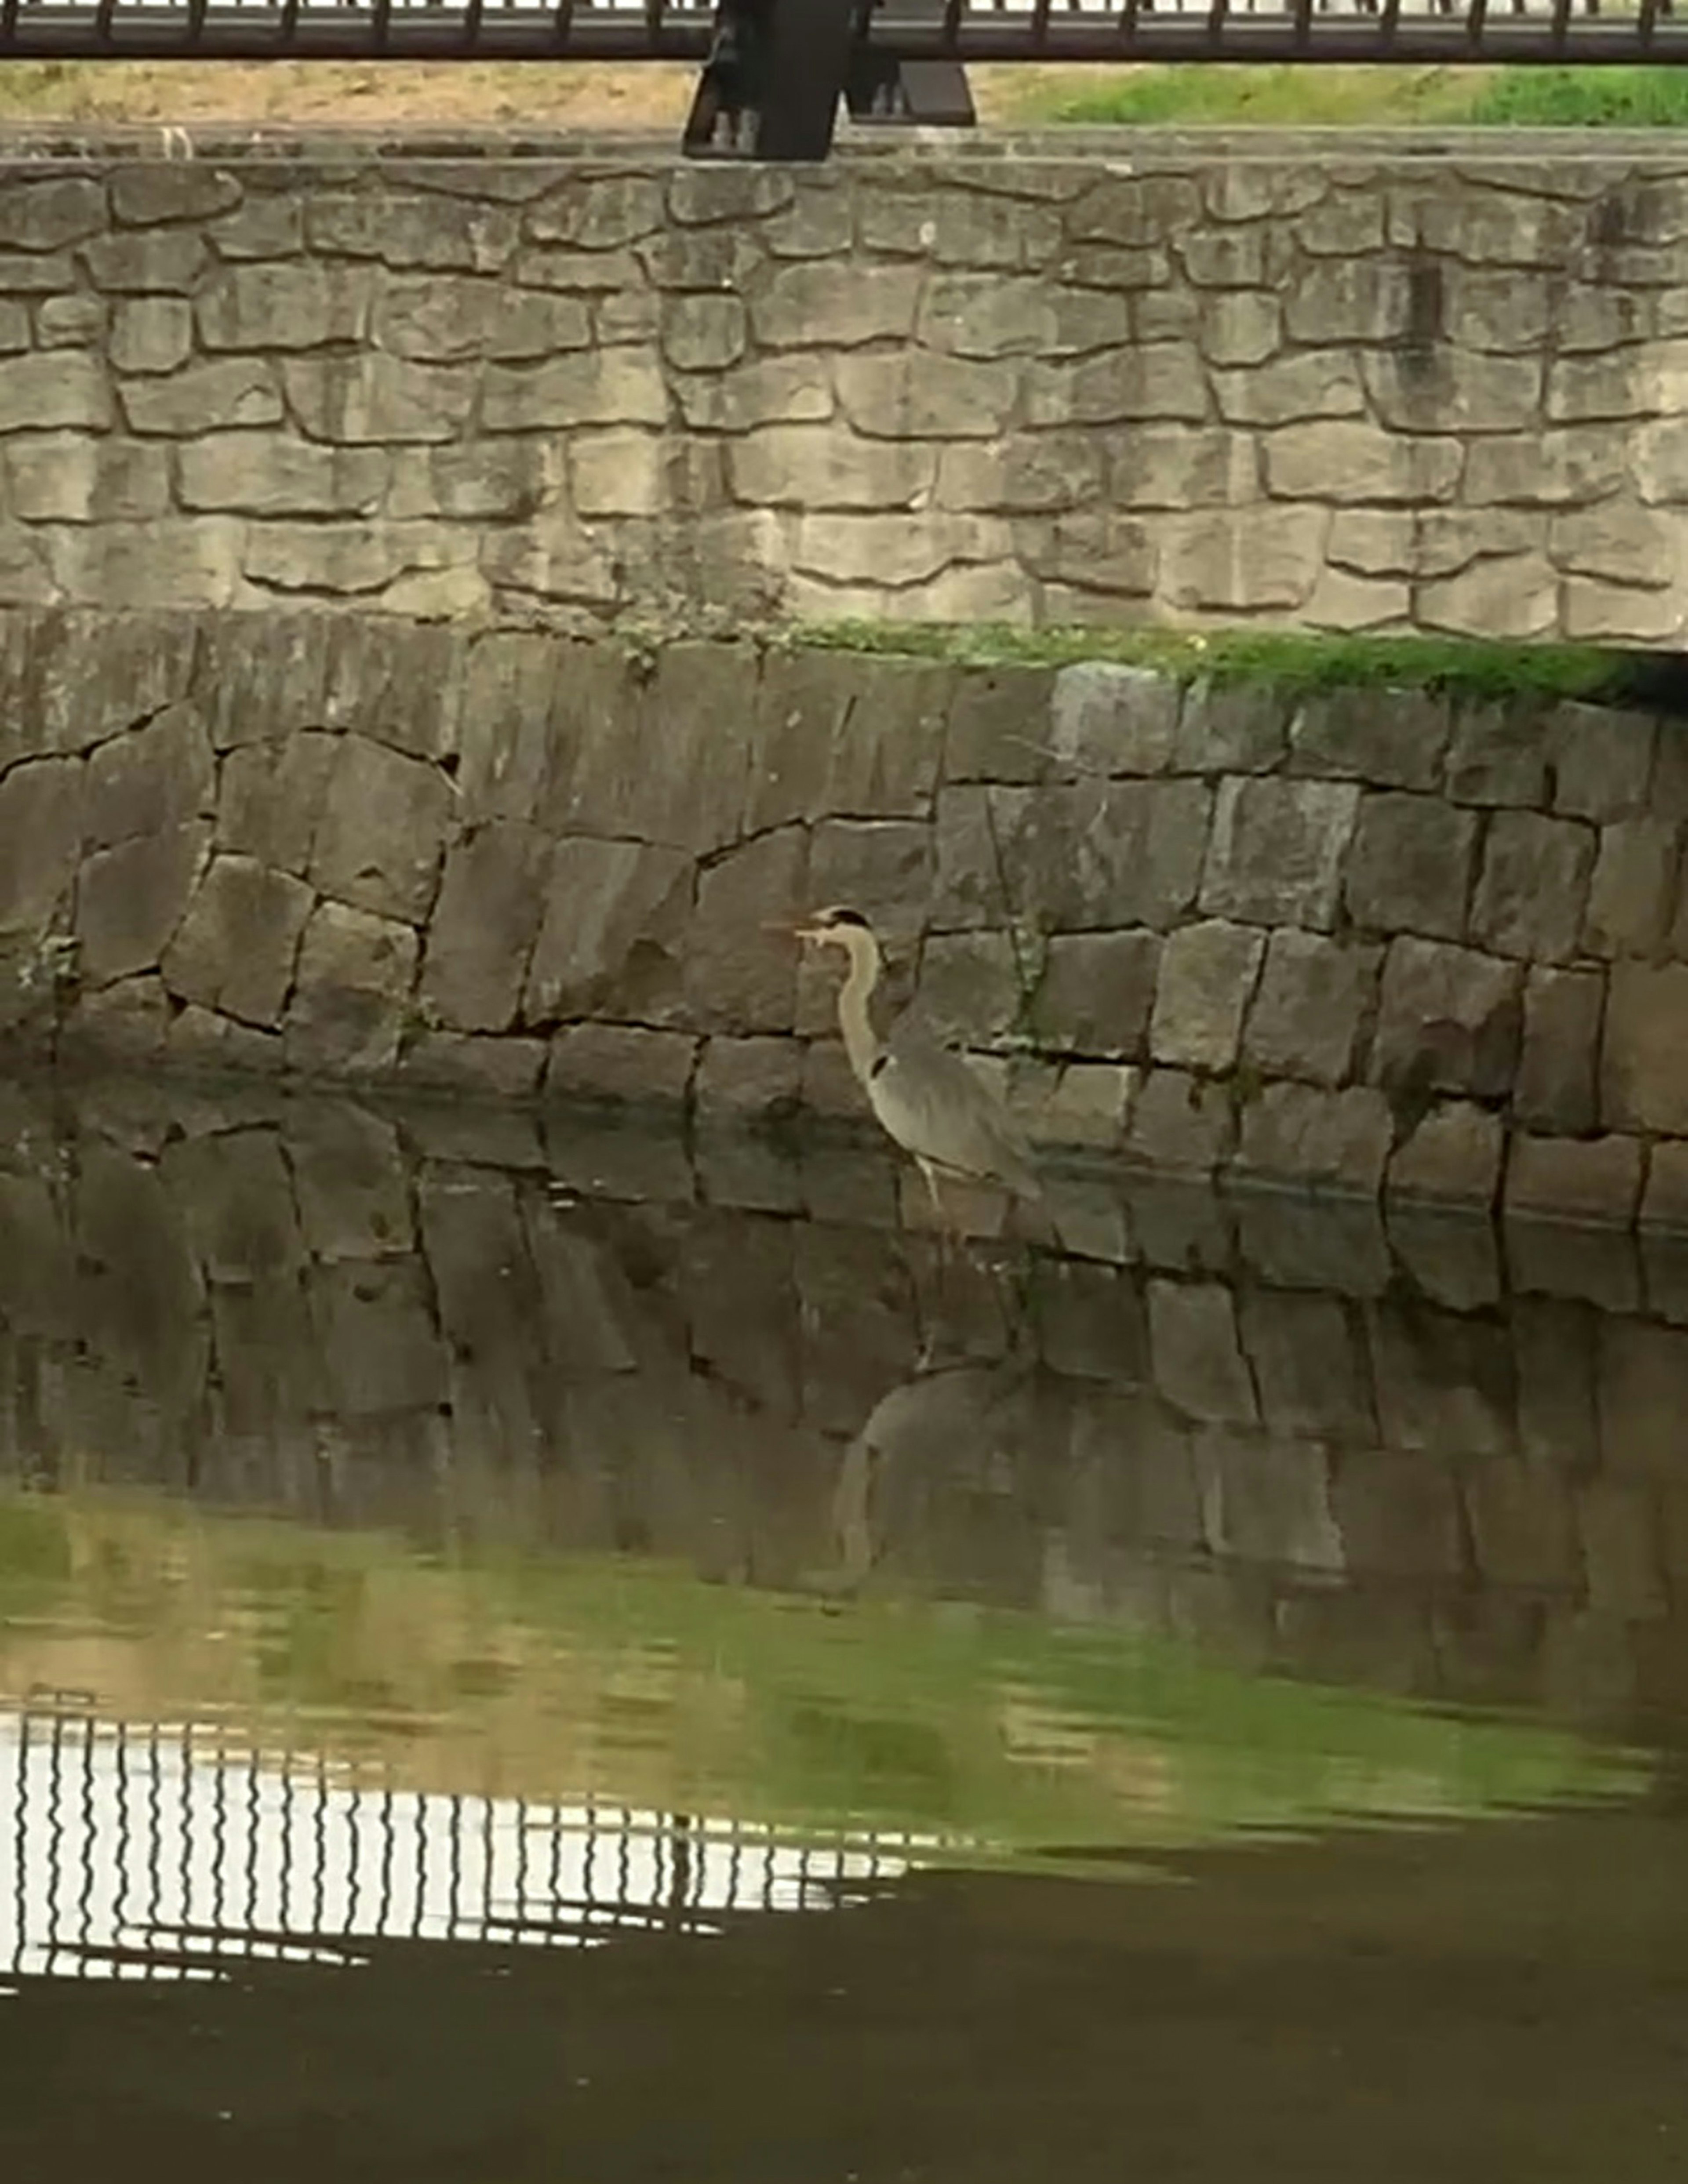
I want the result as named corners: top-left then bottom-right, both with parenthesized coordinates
top-left (836, 929), bottom-right (883, 1083)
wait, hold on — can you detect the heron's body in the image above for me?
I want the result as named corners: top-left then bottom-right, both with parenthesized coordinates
top-left (804, 908), bottom-right (1044, 1210)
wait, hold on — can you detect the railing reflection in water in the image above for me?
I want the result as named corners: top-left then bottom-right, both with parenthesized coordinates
top-left (2, 1696), bottom-right (917, 1986)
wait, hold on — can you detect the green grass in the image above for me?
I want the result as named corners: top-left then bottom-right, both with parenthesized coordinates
top-left (793, 620), bottom-right (1636, 705)
top-left (1028, 60), bottom-right (1688, 131)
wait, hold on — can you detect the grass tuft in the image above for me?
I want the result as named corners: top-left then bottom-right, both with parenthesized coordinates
top-left (794, 620), bottom-right (1634, 704)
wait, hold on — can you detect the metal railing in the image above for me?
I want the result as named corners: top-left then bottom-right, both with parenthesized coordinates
top-left (1, 1696), bottom-right (920, 1986)
top-left (0, 0), bottom-right (1680, 65)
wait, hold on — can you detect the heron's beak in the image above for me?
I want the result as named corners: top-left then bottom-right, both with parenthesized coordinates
top-left (762, 919), bottom-right (816, 944)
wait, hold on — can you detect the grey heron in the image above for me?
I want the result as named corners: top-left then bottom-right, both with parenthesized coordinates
top-left (795, 905), bottom-right (1046, 1223)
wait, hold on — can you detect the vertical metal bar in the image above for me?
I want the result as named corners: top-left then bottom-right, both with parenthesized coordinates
top-left (372, 0), bottom-right (394, 54)
top-left (941, 0), bottom-right (964, 47)
top-left (312, 1752), bottom-right (328, 1943)
top-left (1550, 0), bottom-right (1574, 55)
top-left (11, 1712), bottom-right (30, 1978)
top-left (146, 1722), bottom-right (162, 1979)
top-left (546, 1802), bottom-right (564, 1945)
top-left (279, 0), bottom-right (302, 55)
top-left (94, 0), bottom-right (118, 49)
top-left (244, 1744), bottom-right (261, 1954)
top-left (178, 1724), bottom-right (192, 1956)
top-left (211, 1725), bottom-right (228, 1959)
top-left (1640, 0), bottom-right (1662, 45)
top-left (1291, 0), bottom-right (1314, 47)
top-left (0, 0), bottom-right (18, 60)
top-left (1031, 0), bottom-right (1054, 48)
top-left (462, 0), bottom-right (486, 53)
top-left (552, 0), bottom-right (577, 51)
top-left (448, 1794), bottom-right (464, 1942)
top-left (78, 1719), bottom-right (95, 1959)
top-left (1119, 0), bottom-right (1143, 55)
top-left (45, 1713), bottom-right (65, 1980)
top-left (412, 1791), bottom-right (428, 1939)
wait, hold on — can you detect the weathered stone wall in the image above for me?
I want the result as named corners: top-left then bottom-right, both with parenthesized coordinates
top-left (5, 608), bottom-right (1688, 1229)
top-left (2, 131), bottom-right (1688, 639)
top-left (3, 1080), bottom-right (1684, 1733)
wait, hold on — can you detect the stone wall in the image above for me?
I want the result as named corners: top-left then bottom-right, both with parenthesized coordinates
top-left (3, 1079), bottom-right (1685, 1735)
top-left (2, 131), bottom-right (1688, 639)
top-left (6, 608), bottom-right (1688, 1230)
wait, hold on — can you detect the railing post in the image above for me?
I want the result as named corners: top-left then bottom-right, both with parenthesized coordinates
top-left (684, 0), bottom-right (861, 161)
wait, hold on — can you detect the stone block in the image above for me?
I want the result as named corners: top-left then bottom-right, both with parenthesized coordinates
top-left (1470, 810), bottom-right (1596, 964)
top-left (6, 432), bottom-right (170, 523)
top-left (747, 649), bottom-right (948, 833)
top-left (160, 854), bottom-right (313, 1029)
top-left (1343, 791), bottom-right (1478, 942)
top-left (555, 643), bottom-right (755, 855)
top-left (1369, 1295), bottom-right (1514, 1457)
top-left (159, 1127), bottom-right (303, 1286)
top-left (1372, 938), bottom-right (1521, 1101)
top-left (838, 350), bottom-right (1019, 439)
top-left (61, 974), bottom-right (170, 1064)
top-left (1048, 663), bottom-right (1179, 777)
top-left (694, 1035), bottom-right (804, 1120)
top-left (0, 176), bottom-right (104, 251)
top-left (1422, 555), bottom-right (1559, 640)
top-left (395, 1032), bottom-right (546, 1102)
top-left (1149, 919), bottom-right (1264, 1072)
top-left (1445, 701), bottom-right (1552, 806)
top-left (283, 901), bottom-right (418, 1077)
top-left (1240, 1288), bottom-right (1372, 1441)
top-left (1125, 1068), bottom-right (1233, 1176)
top-left (807, 819), bottom-right (935, 944)
top-left (1211, 349), bottom-right (1364, 426)
top-left (544, 1023), bottom-right (698, 1106)
top-left (164, 1006), bottom-right (281, 1079)
top-left (199, 264), bottom-right (368, 367)
top-left (1578, 1481), bottom-right (1667, 1620)
top-left (524, 835), bottom-right (692, 1026)
top-left (75, 821), bottom-right (210, 987)
top-left (1233, 1082), bottom-right (1393, 1197)
top-left (1262, 421), bottom-right (1462, 503)
top-left (1464, 1458), bottom-right (1580, 1594)
top-left (1506, 1134), bottom-right (1644, 1228)
top-left (481, 347), bottom-right (670, 432)
top-left (1386, 1101), bottom-right (1504, 1210)
top-left (177, 431), bottom-right (388, 516)
top-left (35, 293), bottom-right (102, 348)
top-left (0, 756), bottom-right (84, 936)
top-left (84, 702), bottom-right (214, 849)
top-left (1157, 505), bottom-right (1326, 613)
top-left (1517, 965), bottom-right (1601, 1134)
top-left (1031, 930), bottom-right (1160, 1059)
top-left (1173, 681), bottom-right (1290, 775)
top-left (291, 1104), bottom-right (412, 1263)
top-left (1195, 1427), bottom-right (1345, 1574)
top-left (1019, 1061), bottom-right (1135, 1152)
top-left (282, 354), bottom-right (477, 444)
top-left (915, 931), bottom-right (1025, 1050)
top-left (309, 735), bottom-right (451, 925)
top-left (1331, 1450), bottom-right (1464, 1582)
top-left (1549, 702), bottom-right (1657, 821)
top-left (725, 424), bottom-right (931, 511)
top-left (310, 1260), bottom-right (444, 1418)
top-left (1025, 343), bottom-right (1207, 429)
top-left (0, 351), bottom-right (112, 432)
top-left (1241, 929), bottom-right (1377, 1088)
top-left (940, 779), bottom-right (1211, 935)
top-left (418, 821), bottom-right (552, 1036)
top-left (83, 229), bottom-right (207, 295)
top-left (1603, 961), bottom-right (1688, 1134)
top-left (1197, 290), bottom-right (1284, 367)
top-left (1598, 1315), bottom-right (1688, 1479)
top-left (944, 664), bottom-right (1058, 784)
top-left (1643, 1141), bottom-right (1688, 1234)
top-left (1200, 775), bottom-right (1359, 930)
top-left (46, 519), bottom-right (244, 611)
top-left (120, 357), bottom-right (283, 435)
top-left (1584, 818), bottom-right (1679, 958)
top-left (1286, 688), bottom-right (1448, 792)
top-left (686, 825), bottom-right (808, 1035)
top-left (1148, 1279), bottom-right (1258, 1425)
top-left (218, 732), bottom-right (338, 877)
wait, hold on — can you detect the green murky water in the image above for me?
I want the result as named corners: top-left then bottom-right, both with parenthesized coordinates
top-left (1, 1079), bottom-right (1684, 2180)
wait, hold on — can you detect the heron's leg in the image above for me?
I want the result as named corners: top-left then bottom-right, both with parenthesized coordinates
top-left (914, 1157), bottom-right (950, 1272)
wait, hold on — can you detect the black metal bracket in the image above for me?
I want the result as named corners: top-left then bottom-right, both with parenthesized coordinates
top-left (684, 0), bottom-right (860, 161)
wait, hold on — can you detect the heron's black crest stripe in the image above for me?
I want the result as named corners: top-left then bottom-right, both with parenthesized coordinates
top-left (869, 1053), bottom-right (890, 1079)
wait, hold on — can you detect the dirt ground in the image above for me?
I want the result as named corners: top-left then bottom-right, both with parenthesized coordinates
top-left (0, 57), bottom-right (1078, 129)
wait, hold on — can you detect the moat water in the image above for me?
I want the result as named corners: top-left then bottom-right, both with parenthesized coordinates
top-left (0, 1075), bottom-right (1685, 2181)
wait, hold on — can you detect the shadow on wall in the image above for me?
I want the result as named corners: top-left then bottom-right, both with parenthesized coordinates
top-left (3, 1072), bottom-right (1688, 1737)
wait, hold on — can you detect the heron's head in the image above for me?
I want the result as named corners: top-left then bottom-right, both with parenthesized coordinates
top-left (794, 905), bottom-right (874, 952)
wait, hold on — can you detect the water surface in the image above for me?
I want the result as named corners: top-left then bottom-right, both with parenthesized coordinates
top-left (1, 1076), bottom-right (1685, 2179)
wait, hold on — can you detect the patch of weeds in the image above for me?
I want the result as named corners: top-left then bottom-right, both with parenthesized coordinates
top-left (790, 619), bottom-right (1636, 706)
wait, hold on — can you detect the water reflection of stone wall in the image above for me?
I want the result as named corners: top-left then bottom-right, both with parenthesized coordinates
top-left (2, 1080), bottom-right (1686, 1737)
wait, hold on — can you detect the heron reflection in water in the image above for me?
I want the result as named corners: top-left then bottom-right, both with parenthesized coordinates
top-left (794, 905), bottom-right (1048, 1232)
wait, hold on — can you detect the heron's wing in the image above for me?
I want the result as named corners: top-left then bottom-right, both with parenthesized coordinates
top-left (870, 1020), bottom-right (1042, 1199)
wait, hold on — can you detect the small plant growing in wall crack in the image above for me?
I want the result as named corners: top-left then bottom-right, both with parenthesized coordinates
top-left (18, 935), bottom-right (80, 996)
